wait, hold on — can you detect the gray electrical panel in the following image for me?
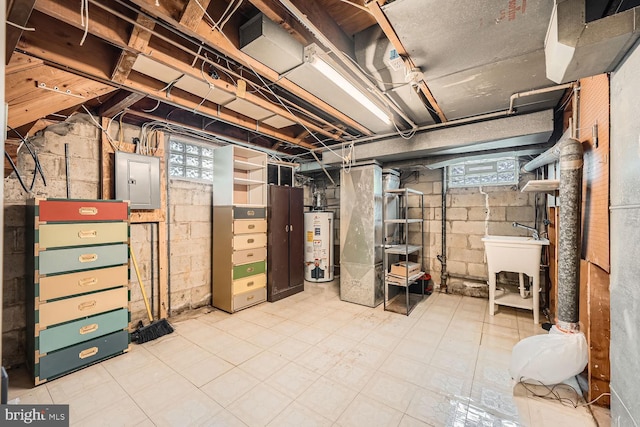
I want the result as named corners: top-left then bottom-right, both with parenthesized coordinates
top-left (115, 151), bottom-right (160, 209)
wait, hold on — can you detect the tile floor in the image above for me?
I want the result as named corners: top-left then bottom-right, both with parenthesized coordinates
top-left (8, 282), bottom-right (610, 426)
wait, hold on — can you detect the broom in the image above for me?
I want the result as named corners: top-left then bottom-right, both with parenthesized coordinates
top-left (129, 245), bottom-right (174, 343)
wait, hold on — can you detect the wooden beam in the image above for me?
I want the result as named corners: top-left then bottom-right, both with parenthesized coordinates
top-left (126, 72), bottom-right (316, 149)
top-left (17, 20), bottom-right (315, 150)
top-left (112, 14), bottom-right (155, 83)
top-left (365, 0), bottom-right (447, 123)
top-left (97, 90), bottom-right (146, 118)
top-left (33, 0), bottom-right (341, 141)
top-left (128, 0), bottom-right (372, 136)
top-left (179, 0), bottom-right (211, 30)
top-left (6, 0), bottom-right (37, 64)
top-left (5, 59), bottom-right (116, 128)
top-left (247, 0), bottom-right (313, 45)
top-left (271, 0), bottom-right (355, 58)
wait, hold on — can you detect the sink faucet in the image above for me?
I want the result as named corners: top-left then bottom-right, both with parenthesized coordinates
top-left (512, 222), bottom-right (539, 240)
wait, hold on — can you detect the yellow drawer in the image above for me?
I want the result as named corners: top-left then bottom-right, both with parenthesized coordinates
top-left (38, 222), bottom-right (128, 249)
top-left (232, 233), bottom-right (266, 250)
top-left (39, 265), bottom-right (128, 302)
top-left (38, 287), bottom-right (128, 329)
top-left (233, 287), bottom-right (266, 311)
top-left (232, 248), bottom-right (267, 265)
top-left (233, 220), bottom-right (267, 234)
top-left (232, 274), bottom-right (266, 295)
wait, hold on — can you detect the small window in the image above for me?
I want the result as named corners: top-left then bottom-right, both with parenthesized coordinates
top-left (448, 157), bottom-right (518, 188)
top-left (168, 138), bottom-right (217, 182)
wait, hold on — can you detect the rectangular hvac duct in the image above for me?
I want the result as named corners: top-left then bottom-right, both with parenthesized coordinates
top-left (240, 13), bottom-right (304, 74)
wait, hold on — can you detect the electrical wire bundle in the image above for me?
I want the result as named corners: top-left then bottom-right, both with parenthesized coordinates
top-left (5, 127), bottom-right (47, 195)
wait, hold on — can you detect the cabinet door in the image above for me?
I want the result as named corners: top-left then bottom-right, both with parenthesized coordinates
top-left (268, 186), bottom-right (290, 295)
top-left (288, 187), bottom-right (304, 288)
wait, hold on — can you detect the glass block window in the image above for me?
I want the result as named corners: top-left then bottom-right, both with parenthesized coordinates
top-left (448, 157), bottom-right (518, 188)
top-left (168, 138), bottom-right (216, 182)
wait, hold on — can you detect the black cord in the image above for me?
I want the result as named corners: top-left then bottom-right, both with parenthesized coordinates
top-left (5, 151), bottom-right (31, 194)
top-left (7, 126), bottom-right (47, 187)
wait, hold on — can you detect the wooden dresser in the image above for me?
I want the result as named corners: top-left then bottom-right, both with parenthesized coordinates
top-left (27, 198), bottom-right (131, 385)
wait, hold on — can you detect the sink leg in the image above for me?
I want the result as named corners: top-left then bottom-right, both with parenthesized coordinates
top-left (532, 273), bottom-right (540, 324)
top-left (519, 272), bottom-right (528, 298)
top-left (489, 271), bottom-right (496, 316)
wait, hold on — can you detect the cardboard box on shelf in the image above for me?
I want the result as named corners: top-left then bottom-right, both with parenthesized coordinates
top-left (390, 261), bottom-right (421, 277)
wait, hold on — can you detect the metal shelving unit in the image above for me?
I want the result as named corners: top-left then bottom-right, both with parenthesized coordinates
top-left (383, 188), bottom-right (426, 315)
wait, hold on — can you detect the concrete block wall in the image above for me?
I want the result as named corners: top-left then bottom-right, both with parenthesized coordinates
top-left (302, 166), bottom-right (538, 297)
top-left (1, 115), bottom-right (214, 368)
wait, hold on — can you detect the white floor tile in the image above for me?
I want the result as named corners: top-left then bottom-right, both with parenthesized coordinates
top-left (264, 362), bottom-right (320, 399)
top-left (336, 394), bottom-right (404, 427)
top-left (267, 401), bottom-right (332, 427)
top-left (200, 367), bottom-right (259, 407)
top-left (227, 383), bottom-right (291, 426)
top-left (297, 376), bottom-right (358, 422)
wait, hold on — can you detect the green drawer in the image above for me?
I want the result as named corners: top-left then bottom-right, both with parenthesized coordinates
top-left (38, 308), bottom-right (128, 354)
top-left (234, 207), bottom-right (265, 219)
top-left (37, 330), bottom-right (129, 382)
top-left (38, 244), bottom-right (128, 275)
top-left (233, 260), bottom-right (266, 280)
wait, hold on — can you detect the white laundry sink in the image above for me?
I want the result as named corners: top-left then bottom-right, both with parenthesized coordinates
top-left (482, 235), bottom-right (549, 324)
top-left (482, 235), bottom-right (549, 276)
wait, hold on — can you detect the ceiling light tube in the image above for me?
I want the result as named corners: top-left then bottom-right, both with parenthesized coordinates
top-left (309, 56), bottom-right (392, 125)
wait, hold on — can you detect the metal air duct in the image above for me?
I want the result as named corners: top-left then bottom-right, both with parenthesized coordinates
top-left (545, 1), bottom-right (640, 83)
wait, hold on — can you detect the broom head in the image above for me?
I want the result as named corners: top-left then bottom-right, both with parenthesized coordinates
top-left (131, 318), bottom-right (174, 344)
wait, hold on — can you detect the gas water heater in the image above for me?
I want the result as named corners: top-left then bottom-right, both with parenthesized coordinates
top-left (304, 211), bottom-right (334, 282)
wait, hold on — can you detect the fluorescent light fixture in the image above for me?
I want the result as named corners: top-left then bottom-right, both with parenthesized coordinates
top-left (309, 56), bottom-right (392, 125)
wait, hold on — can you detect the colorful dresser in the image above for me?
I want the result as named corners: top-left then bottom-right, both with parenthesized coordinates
top-left (27, 198), bottom-right (131, 385)
top-left (212, 145), bottom-right (268, 313)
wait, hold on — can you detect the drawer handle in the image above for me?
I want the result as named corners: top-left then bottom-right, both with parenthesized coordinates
top-left (246, 267), bottom-right (254, 273)
top-left (247, 253), bottom-right (254, 257)
top-left (78, 230), bottom-right (97, 239)
top-left (247, 210), bottom-right (255, 216)
top-left (79, 253), bottom-right (98, 263)
top-left (247, 239), bottom-right (255, 244)
top-left (78, 277), bottom-right (98, 287)
top-left (248, 224), bottom-right (255, 229)
top-left (79, 207), bottom-right (98, 216)
top-left (78, 300), bottom-right (97, 311)
top-left (247, 295), bottom-right (255, 301)
top-left (79, 324), bottom-right (99, 335)
top-left (247, 281), bottom-right (255, 287)
top-left (79, 347), bottom-right (98, 359)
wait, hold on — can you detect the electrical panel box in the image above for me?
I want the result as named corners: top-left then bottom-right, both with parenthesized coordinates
top-left (115, 151), bottom-right (160, 209)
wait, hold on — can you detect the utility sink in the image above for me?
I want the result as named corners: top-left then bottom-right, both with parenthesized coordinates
top-left (482, 235), bottom-right (549, 324)
top-left (481, 235), bottom-right (549, 276)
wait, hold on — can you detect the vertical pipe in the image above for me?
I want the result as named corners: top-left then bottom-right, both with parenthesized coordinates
top-left (150, 223), bottom-right (155, 317)
top-left (557, 138), bottom-right (583, 331)
top-left (439, 168), bottom-right (448, 292)
top-left (65, 143), bottom-right (71, 198)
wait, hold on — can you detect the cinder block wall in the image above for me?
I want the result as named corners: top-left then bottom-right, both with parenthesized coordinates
top-left (302, 166), bottom-right (538, 296)
top-left (2, 115), bottom-right (213, 367)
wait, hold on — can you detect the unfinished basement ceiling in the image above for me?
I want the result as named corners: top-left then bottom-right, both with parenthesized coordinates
top-left (5, 0), bottom-right (640, 164)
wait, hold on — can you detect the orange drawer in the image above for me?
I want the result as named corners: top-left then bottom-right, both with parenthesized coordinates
top-left (39, 265), bottom-right (128, 302)
top-left (38, 287), bottom-right (129, 329)
top-left (37, 199), bottom-right (128, 222)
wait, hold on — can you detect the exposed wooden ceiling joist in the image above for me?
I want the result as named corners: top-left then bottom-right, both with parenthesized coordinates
top-left (97, 90), bottom-right (146, 118)
top-left (5, 53), bottom-right (117, 128)
top-left (34, 0), bottom-right (343, 143)
top-left (127, 0), bottom-right (373, 136)
top-left (5, 0), bottom-right (37, 65)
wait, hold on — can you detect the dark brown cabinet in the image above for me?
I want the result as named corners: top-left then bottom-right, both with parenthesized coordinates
top-left (267, 185), bottom-right (304, 302)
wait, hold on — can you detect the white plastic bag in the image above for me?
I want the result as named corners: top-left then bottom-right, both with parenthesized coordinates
top-left (509, 326), bottom-right (588, 385)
